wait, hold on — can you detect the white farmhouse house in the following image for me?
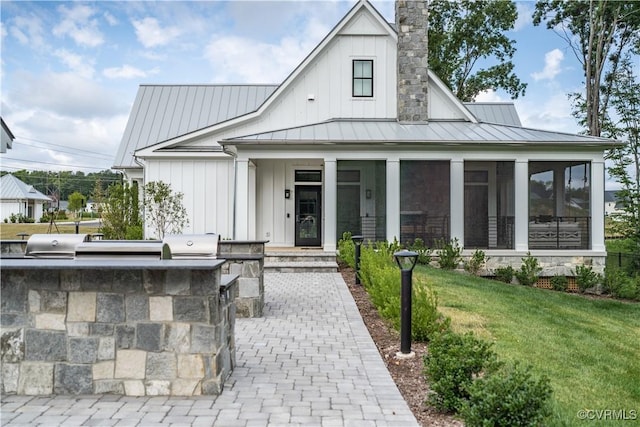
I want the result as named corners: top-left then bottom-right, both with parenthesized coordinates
top-left (114, 0), bottom-right (618, 273)
top-left (0, 174), bottom-right (51, 223)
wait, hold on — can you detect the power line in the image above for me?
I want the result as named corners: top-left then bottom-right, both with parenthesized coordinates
top-left (1, 157), bottom-right (114, 171)
top-left (16, 136), bottom-right (115, 158)
top-left (14, 140), bottom-right (114, 161)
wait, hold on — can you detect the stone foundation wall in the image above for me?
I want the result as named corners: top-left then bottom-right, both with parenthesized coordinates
top-left (218, 241), bottom-right (265, 318)
top-left (470, 252), bottom-right (607, 276)
top-left (0, 260), bottom-right (234, 396)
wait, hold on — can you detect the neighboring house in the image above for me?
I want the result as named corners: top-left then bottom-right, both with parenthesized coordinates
top-left (1, 117), bottom-right (15, 153)
top-left (604, 190), bottom-right (624, 216)
top-left (114, 0), bottom-right (619, 273)
top-left (0, 174), bottom-right (52, 222)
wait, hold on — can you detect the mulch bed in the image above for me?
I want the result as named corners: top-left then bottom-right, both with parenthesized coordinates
top-left (339, 265), bottom-right (462, 427)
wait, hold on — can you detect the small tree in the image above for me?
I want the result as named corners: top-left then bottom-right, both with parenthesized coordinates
top-left (143, 181), bottom-right (189, 239)
top-left (100, 181), bottom-right (142, 240)
top-left (67, 191), bottom-right (86, 218)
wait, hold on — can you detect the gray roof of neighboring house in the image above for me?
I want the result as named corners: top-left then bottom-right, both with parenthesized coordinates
top-left (222, 118), bottom-right (618, 146)
top-left (0, 174), bottom-right (51, 201)
top-left (605, 190), bottom-right (620, 203)
top-left (113, 84), bottom-right (279, 168)
top-left (463, 102), bottom-right (522, 126)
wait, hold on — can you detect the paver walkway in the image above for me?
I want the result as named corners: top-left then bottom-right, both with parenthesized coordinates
top-left (1, 273), bottom-right (419, 427)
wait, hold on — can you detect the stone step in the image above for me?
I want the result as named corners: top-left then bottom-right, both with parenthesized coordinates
top-left (264, 251), bottom-right (338, 273)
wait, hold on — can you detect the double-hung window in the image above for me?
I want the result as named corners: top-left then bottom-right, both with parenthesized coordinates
top-left (352, 60), bottom-right (373, 97)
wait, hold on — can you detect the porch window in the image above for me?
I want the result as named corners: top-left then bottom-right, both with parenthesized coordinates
top-left (400, 161), bottom-right (450, 247)
top-left (464, 161), bottom-right (514, 249)
top-left (529, 161), bottom-right (591, 249)
top-left (353, 60), bottom-right (373, 97)
top-left (337, 161), bottom-right (386, 242)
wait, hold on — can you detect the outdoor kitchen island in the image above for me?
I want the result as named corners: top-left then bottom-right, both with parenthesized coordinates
top-left (1, 255), bottom-right (237, 397)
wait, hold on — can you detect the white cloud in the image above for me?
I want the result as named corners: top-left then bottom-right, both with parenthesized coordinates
top-left (53, 4), bottom-right (104, 47)
top-left (54, 49), bottom-right (95, 79)
top-left (531, 48), bottom-right (564, 81)
top-left (473, 89), bottom-right (508, 103)
top-left (132, 17), bottom-right (181, 49)
top-left (10, 71), bottom-right (125, 119)
top-left (204, 34), bottom-right (315, 83)
top-left (514, 2), bottom-right (534, 31)
top-left (103, 11), bottom-right (118, 26)
top-left (9, 15), bottom-right (47, 49)
top-left (103, 65), bottom-right (147, 79)
top-left (515, 92), bottom-right (579, 134)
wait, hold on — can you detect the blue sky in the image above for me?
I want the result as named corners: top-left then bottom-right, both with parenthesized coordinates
top-left (0, 1), bottom-right (621, 187)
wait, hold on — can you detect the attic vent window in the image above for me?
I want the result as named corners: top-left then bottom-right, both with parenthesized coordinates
top-left (353, 60), bottom-right (373, 97)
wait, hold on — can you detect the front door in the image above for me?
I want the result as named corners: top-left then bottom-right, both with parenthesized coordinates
top-left (295, 186), bottom-right (321, 246)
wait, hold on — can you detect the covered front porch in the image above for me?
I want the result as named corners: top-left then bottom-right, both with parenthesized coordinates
top-left (232, 152), bottom-right (606, 258)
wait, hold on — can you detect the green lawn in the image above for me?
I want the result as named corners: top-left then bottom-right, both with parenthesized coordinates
top-left (420, 267), bottom-right (640, 426)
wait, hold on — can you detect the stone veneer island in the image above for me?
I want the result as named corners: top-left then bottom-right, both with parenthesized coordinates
top-left (1, 258), bottom-right (236, 396)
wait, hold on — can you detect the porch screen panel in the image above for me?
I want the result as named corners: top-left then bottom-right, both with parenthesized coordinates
top-left (337, 160), bottom-right (386, 242)
top-left (529, 161), bottom-right (591, 249)
top-left (400, 161), bottom-right (450, 247)
top-left (464, 161), bottom-right (514, 249)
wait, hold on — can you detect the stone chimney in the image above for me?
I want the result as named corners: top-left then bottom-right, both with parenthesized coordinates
top-left (396, 0), bottom-right (429, 122)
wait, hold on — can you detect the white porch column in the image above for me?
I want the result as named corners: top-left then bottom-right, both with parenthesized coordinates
top-left (386, 159), bottom-right (400, 242)
top-left (450, 160), bottom-right (464, 244)
top-left (514, 160), bottom-right (529, 251)
top-left (235, 159), bottom-right (249, 240)
top-left (591, 160), bottom-right (606, 252)
top-left (324, 159), bottom-right (337, 252)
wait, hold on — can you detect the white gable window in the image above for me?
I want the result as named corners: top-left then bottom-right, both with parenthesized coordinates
top-left (353, 60), bottom-right (373, 97)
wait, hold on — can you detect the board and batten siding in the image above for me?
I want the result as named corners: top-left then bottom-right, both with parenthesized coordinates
top-left (145, 159), bottom-right (235, 239)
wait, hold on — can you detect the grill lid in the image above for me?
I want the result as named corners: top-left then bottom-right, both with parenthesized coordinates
top-left (162, 234), bottom-right (220, 259)
top-left (25, 234), bottom-right (90, 258)
top-left (74, 241), bottom-right (172, 260)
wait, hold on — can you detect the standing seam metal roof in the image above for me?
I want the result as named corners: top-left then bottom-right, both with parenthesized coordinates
top-left (113, 84), bottom-right (279, 168)
top-left (221, 119), bottom-right (618, 146)
top-left (0, 174), bottom-right (52, 201)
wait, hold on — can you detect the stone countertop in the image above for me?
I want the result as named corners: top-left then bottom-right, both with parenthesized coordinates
top-left (0, 258), bottom-right (226, 270)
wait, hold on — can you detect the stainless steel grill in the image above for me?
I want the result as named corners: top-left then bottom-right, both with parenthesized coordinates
top-left (162, 234), bottom-right (220, 259)
top-left (25, 234), bottom-right (90, 258)
top-left (74, 241), bottom-right (172, 260)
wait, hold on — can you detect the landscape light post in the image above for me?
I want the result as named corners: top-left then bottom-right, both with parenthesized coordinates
top-left (74, 219), bottom-right (80, 234)
top-left (394, 250), bottom-right (418, 356)
top-left (352, 235), bottom-right (364, 285)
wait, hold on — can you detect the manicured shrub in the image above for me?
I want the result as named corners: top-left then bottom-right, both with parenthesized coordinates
top-left (461, 362), bottom-right (552, 427)
top-left (359, 241), bottom-right (449, 341)
top-left (337, 231), bottom-right (355, 268)
top-left (424, 331), bottom-right (501, 413)
top-left (436, 238), bottom-right (463, 270)
top-left (550, 275), bottom-right (568, 292)
top-left (464, 250), bottom-right (489, 276)
top-left (604, 268), bottom-right (640, 300)
top-left (574, 264), bottom-right (602, 293)
top-left (409, 238), bottom-right (433, 265)
top-left (515, 252), bottom-right (542, 286)
top-left (494, 266), bottom-right (514, 284)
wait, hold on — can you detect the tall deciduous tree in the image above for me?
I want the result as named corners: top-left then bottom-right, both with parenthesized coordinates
top-left (533, 0), bottom-right (640, 137)
top-left (143, 181), bottom-right (189, 240)
top-left (603, 56), bottom-right (640, 255)
top-left (428, 0), bottom-right (526, 101)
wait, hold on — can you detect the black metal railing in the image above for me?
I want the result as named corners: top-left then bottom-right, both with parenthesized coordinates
top-left (400, 214), bottom-right (449, 248)
top-left (606, 252), bottom-right (640, 271)
top-left (528, 216), bottom-right (591, 250)
top-left (338, 215), bottom-right (386, 243)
